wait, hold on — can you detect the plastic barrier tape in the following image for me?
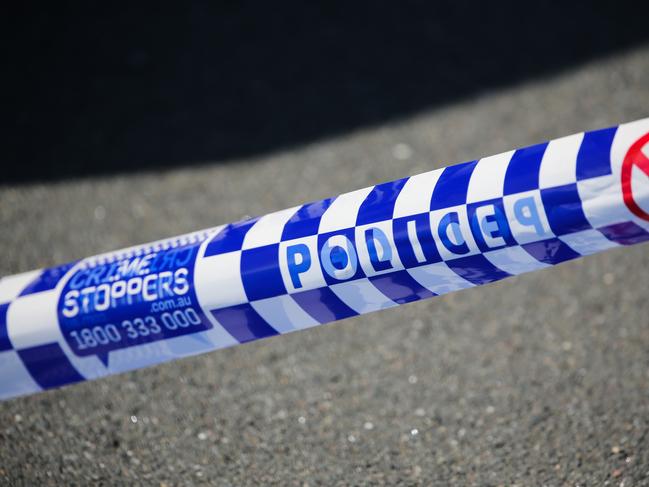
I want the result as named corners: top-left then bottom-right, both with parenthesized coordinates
top-left (1, 118), bottom-right (648, 400)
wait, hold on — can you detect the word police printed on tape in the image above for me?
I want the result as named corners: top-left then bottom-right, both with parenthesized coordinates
top-left (1, 118), bottom-right (648, 400)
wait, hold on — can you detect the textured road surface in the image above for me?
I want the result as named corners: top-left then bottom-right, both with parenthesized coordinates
top-left (1, 46), bottom-right (649, 485)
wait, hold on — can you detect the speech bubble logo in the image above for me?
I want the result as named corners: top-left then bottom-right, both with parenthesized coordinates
top-left (57, 244), bottom-right (213, 367)
top-left (621, 132), bottom-right (649, 222)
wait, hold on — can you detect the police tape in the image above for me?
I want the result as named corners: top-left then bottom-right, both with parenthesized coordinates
top-left (1, 118), bottom-right (648, 401)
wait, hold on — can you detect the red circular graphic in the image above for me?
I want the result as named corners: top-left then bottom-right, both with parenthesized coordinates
top-left (621, 131), bottom-right (649, 221)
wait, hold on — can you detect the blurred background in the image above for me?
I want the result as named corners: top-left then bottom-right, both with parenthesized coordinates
top-left (1, 2), bottom-right (649, 485)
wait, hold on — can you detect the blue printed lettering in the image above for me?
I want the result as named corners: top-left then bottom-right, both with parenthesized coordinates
top-left (470, 204), bottom-right (509, 249)
top-left (320, 235), bottom-right (358, 280)
top-left (513, 196), bottom-right (545, 236)
top-left (286, 243), bottom-right (312, 289)
top-left (365, 227), bottom-right (393, 272)
top-left (437, 211), bottom-right (470, 255)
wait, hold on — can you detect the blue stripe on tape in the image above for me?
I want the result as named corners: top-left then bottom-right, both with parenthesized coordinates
top-left (369, 270), bottom-right (436, 304)
top-left (446, 254), bottom-right (511, 285)
top-left (0, 303), bottom-right (11, 352)
top-left (599, 221), bottom-right (649, 246)
top-left (291, 287), bottom-right (358, 323)
top-left (503, 142), bottom-right (548, 195)
top-left (282, 198), bottom-right (334, 241)
top-left (19, 262), bottom-right (78, 297)
top-left (356, 178), bottom-right (408, 225)
top-left (240, 244), bottom-right (287, 301)
top-left (17, 343), bottom-right (84, 389)
top-left (430, 161), bottom-right (478, 210)
top-left (204, 218), bottom-right (260, 257)
top-left (211, 304), bottom-right (279, 343)
top-left (541, 183), bottom-right (591, 236)
top-left (392, 213), bottom-right (442, 268)
top-left (522, 238), bottom-right (580, 265)
top-left (576, 126), bottom-right (617, 180)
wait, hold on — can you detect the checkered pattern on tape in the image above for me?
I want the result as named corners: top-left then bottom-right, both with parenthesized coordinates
top-left (0, 271), bottom-right (71, 399)
top-left (198, 124), bottom-right (649, 345)
top-left (2, 121), bottom-right (648, 397)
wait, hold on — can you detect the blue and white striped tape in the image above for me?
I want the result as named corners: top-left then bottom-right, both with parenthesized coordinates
top-left (1, 117), bottom-right (648, 400)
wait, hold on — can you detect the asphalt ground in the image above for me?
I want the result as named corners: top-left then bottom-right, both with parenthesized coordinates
top-left (1, 45), bottom-right (649, 486)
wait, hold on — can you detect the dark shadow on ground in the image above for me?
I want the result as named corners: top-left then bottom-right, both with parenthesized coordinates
top-left (4, 1), bottom-right (649, 183)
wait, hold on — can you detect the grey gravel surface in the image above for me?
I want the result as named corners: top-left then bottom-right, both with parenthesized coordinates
top-left (1, 46), bottom-right (649, 486)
